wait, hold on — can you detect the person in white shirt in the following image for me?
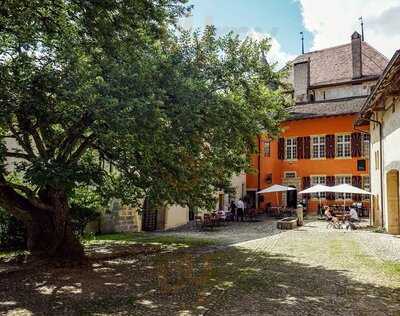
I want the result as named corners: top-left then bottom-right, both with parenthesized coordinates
top-left (349, 208), bottom-right (359, 222)
top-left (235, 199), bottom-right (245, 222)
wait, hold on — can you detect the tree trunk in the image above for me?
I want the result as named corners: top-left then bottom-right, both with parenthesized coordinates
top-left (0, 180), bottom-right (85, 262)
top-left (26, 190), bottom-right (85, 262)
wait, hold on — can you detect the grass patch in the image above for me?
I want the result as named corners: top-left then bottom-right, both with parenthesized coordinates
top-left (84, 232), bottom-right (219, 248)
top-left (0, 249), bottom-right (27, 259)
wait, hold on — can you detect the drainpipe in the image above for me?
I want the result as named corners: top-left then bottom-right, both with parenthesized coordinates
top-left (355, 118), bottom-right (384, 228)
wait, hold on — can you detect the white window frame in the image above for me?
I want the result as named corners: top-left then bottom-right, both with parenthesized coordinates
top-left (362, 134), bottom-right (370, 159)
top-left (335, 175), bottom-right (352, 199)
top-left (264, 141), bottom-right (271, 157)
top-left (362, 175), bottom-right (370, 200)
top-left (311, 175), bottom-right (326, 198)
top-left (311, 135), bottom-right (326, 159)
top-left (336, 134), bottom-right (351, 158)
top-left (284, 171), bottom-right (297, 179)
top-left (285, 137), bottom-right (297, 160)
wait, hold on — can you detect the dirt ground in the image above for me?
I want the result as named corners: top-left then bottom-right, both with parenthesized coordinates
top-left (1, 220), bottom-right (400, 316)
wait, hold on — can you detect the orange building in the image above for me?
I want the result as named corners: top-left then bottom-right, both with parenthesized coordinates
top-left (246, 32), bottom-right (388, 214)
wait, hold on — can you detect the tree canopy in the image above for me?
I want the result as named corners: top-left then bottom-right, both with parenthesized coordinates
top-left (0, 0), bottom-right (287, 259)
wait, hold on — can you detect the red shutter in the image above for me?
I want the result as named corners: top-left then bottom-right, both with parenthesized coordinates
top-left (351, 132), bottom-right (362, 157)
top-left (303, 136), bottom-right (311, 159)
top-left (297, 137), bottom-right (304, 159)
top-left (278, 138), bottom-right (285, 160)
top-left (326, 135), bottom-right (335, 158)
top-left (326, 176), bottom-right (336, 200)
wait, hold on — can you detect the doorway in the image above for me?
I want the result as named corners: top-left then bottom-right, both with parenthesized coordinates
top-left (286, 186), bottom-right (297, 208)
top-left (386, 170), bottom-right (400, 234)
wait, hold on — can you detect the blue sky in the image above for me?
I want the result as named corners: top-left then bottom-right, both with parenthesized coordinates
top-left (186, 0), bottom-right (312, 58)
top-left (182, 0), bottom-right (400, 65)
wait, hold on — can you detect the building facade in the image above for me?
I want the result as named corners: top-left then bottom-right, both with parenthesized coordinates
top-left (357, 50), bottom-right (400, 234)
top-left (247, 32), bottom-right (388, 214)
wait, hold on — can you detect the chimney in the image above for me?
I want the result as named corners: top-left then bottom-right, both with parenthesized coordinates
top-left (293, 59), bottom-right (310, 103)
top-left (351, 31), bottom-right (362, 79)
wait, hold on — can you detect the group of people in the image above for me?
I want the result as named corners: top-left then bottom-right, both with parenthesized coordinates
top-left (324, 205), bottom-right (360, 229)
top-left (229, 199), bottom-right (246, 222)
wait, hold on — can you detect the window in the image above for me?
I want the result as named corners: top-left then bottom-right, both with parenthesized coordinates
top-left (312, 135), bottom-right (325, 158)
top-left (335, 175), bottom-right (352, 199)
top-left (284, 171), bottom-right (296, 179)
top-left (285, 138), bottom-right (297, 160)
top-left (266, 173), bottom-right (273, 184)
top-left (264, 141), bottom-right (271, 157)
top-left (362, 134), bottom-right (370, 159)
top-left (362, 175), bottom-right (370, 200)
top-left (336, 134), bottom-right (351, 158)
top-left (311, 175), bottom-right (326, 198)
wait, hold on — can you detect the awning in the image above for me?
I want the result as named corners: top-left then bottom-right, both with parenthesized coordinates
top-left (257, 184), bottom-right (296, 194)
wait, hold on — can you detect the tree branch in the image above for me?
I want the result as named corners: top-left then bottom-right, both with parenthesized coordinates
top-left (67, 134), bottom-right (96, 164)
top-left (5, 152), bottom-right (31, 160)
top-left (7, 122), bottom-right (36, 158)
top-left (0, 176), bottom-right (40, 222)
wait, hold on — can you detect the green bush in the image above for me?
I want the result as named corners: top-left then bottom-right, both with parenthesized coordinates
top-left (0, 207), bottom-right (27, 251)
top-left (69, 186), bottom-right (103, 236)
top-left (70, 204), bottom-right (100, 236)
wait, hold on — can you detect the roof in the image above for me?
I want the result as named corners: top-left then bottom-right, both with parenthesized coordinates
top-left (288, 42), bottom-right (388, 87)
top-left (356, 50), bottom-right (400, 125)
top-left (287, 97), bottom-right (367, 121)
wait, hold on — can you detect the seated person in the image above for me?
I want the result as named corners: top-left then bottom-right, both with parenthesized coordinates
top-left (349, 207), bottom-right (359, 222)
top-left (324, 206), bottom-right (339, 223)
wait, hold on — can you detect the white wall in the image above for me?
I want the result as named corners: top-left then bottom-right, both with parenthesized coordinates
top-left (164, 204), bottom-right (189, 230)
top-left (313, 81), bottom-right (375, 101)
top-left (370, 96), bottom-right (400, 231)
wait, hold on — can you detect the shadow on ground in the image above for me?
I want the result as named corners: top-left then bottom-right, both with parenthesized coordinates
top-left (1, 243), bottom-right (399, 316)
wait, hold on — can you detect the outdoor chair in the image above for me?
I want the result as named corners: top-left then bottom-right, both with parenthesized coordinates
top-left (202, 214), bottom-right (216, 230)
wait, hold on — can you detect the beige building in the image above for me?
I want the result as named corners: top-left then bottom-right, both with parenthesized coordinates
top-left (357, 50), bottom-right (400, 234)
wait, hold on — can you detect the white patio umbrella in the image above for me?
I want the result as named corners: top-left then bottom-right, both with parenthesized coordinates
top-left (298, 184), bottom-right (334, 194)
top-left (299, 184), bottom-right (335, 214)
top-left (257, 184), bottom-right (296, 206)
top-left (330, 184), bottom-right (374, 210)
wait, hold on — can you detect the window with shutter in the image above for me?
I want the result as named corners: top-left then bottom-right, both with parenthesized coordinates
top-left (303, 136), bottom-right (311, 159)
top-left (351, 132), bottom-right (362, 157)
top-left (325, 135), bottom-right (335, 158)
top-left (297, 137), bottom-right (304, 159)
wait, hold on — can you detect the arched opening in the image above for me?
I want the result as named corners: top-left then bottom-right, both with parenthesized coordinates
top-left (386, 170), bottom-right (400, 234)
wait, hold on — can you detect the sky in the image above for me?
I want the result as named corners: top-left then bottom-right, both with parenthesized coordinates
top-left (182, 0), bottom-right (400, 68)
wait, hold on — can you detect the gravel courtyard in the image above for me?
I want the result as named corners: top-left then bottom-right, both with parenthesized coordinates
top-left (1, 218), bottom-right (400, 315)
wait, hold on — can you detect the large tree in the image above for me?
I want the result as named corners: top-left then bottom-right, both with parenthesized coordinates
top-left (0, 0), bottom-right (287, 261)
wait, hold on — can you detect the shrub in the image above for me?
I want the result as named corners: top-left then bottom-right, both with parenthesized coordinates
top-left (0, 207), bottom-right (27, 251)
top-left (70, 204), bottom-right (100, 236)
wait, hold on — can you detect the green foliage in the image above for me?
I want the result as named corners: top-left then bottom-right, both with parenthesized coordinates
top-left (0, 207), bottom-right (26, 250)
top-left (69, 186), bottom-right (103, 235)
top-left (0, 0), bottom-right (288, 223)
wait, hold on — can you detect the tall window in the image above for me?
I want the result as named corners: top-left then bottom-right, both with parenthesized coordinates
top-left (362, 134), bottom-right (370, 159)
top-left (312, 135), bottom-right (326, 158)
top-left (336, 134), bottom-right (351, 158)
top-left (362, 175), bottom-right (370, 200)
top-left (264, 141), bottom-right (271, 157)
top-left (311, 175), bottom-right (326, 198)
top-left (335, 175), bottom-right (352, 199)
top-left (285, 138), bottom-right (297, 160)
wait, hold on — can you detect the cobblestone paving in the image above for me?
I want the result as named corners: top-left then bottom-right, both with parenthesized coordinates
top-left (1, 219), bottom-right (400, 316)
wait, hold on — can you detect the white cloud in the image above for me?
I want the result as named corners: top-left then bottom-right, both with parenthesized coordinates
top-left (298, 0), bottom-right (400, 58)
top-left (247, 30), bottom-right (296, 69)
